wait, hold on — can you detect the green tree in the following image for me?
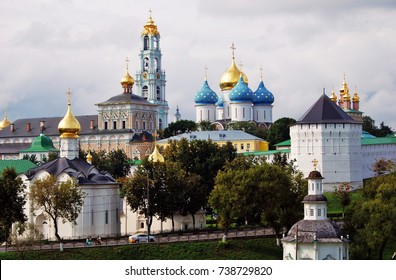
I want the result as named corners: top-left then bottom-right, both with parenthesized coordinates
top-left (266, 117), bottom-right (296, 149)
top-left (102, 149), bottom-right (131, 179)
top-left (163, 120), bottom-right (197, 138)
top-left (164, 138), bottom-right (237, 205)
top-left (0, 168), bottom-right (26, 242)
top-left (333, 182), bottom-right (352, 217)
top-left (344, 170), bottom-right (396, 259)
top-left (197, 120), bottom-right (212, 131)
top-left (22, 154), bottom-right (40, 165)
top-left (29, 175), bottom-right (85, 241)
top-left (209, 159), bottom-right (306, 242)
top-left (371, 158), bottom-right (396, 176)
top-left (227, 121), bottom-right (268, 139)
top-left (363, 116), bottom-right (394, 137)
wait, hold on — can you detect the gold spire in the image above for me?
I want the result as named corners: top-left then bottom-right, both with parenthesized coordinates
top-left (58, 89), bottom-right (81, 139)
top-left (352, 87), bottom-right (360, 102)
top-left (142, 10), bottom-right (160, 36)
top-left (120, 57), bottom-right (135, 86)
top-left (219, 43), bottom-right (248, 91)
top-left (340, 73), bottom-right (350, 97)
top-left (0, 114), bottom-right (11, 130)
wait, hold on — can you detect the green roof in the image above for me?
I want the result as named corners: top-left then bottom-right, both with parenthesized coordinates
top-left (244, 149), bottom-right (291, 156)
top-left (0, 160), bottom-right (37, 174)
top-left (274, 139), bottom-right (291, 147)
top-left (361, 136), bottom-right (396, 145)
top-left (19, 133), bottom-right (59, 153)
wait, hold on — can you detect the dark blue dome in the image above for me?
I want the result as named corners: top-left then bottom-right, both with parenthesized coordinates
top-left (229, 76), bottom-right (253, 102)
top-left (194, 80), bottom-right (218, 105)
top-left (253, 81), bottom-right (274, 105)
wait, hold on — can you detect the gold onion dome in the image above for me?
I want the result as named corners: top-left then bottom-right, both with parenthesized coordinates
top-left (353, 89), bottom-right (360, 102)
top-left (142, 13), bottom-right (160, 36)
top-left (219, 59), bottom-right (248, 91)
top-left (330, 90), bottom-right (337, 102)
top-left (121, 70), bottom-right (135, 86)
top-left (0, 115), bottom-right (11, 130)
top-left (58, 93), bottom-right (81, 139)
top-left (148, 146), bottom-right (164, 163)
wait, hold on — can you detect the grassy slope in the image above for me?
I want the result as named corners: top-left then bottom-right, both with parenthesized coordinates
top-left (0, 237), bottom-right (283, 260)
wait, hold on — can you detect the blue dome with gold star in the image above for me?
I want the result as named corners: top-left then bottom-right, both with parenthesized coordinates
top-left (253, 81), bottom-right (274, 105)
top-left (229, 76), bottom-right (253, 102)
top-left (194, 80), bottom-right (218, 105)
top-left (216, 94), bottom-right (223, 108)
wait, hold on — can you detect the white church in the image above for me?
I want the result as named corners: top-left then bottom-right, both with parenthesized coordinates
top-left (282, 163), bottom-right (350, 260)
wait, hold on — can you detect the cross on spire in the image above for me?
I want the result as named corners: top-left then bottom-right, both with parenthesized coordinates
top-left (312, 159), bottom-right (318, 171)
top-left (125, 57), bottom-right (130, 70)
top-left (204, 65), bottom-right (208, 80)
top-left (66, 89), bottom-right (72, 105)
top-left (259, 65), bottom-right (263, 80)
top-left (239, 61), bottom-right (243, 72)
top-left (230, 43), bottom-right (236, 59)
top-left (149, 9), bottom-right (152, 18)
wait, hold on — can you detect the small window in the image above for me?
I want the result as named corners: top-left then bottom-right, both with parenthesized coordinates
top-left (318, 209), bottom-right (322, 216)
top-left (104, 122), bottom-right (108, 130)
top-left (113, 121), bottom-right (117, 129)
top-left (140, 222), bottom-right (145, 229)
top-left (241, 143), bottom-right (244, 150)
top-left (116, 208), bottom-right (119, 223)
top-left (91, 209), bottom-right (94, 225)
top-left (105, 210), bottom-right (109, 224)
top-left (122, 120), bottom-right (126, 129)
top-left (310, 209), bottom-right (314, 216)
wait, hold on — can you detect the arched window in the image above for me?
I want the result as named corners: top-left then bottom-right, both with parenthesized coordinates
top-left (156, 86), bottom-right (160, 100)
top-left (154, 58), bottom-right (158, 71)
top-left (159, 118), bottom-right (163, 130)
top-left (144, 57), bottom-right (149, 70)
top-left (153, 36), bottom-right (158, 49)
top-left (143, 36), bottom-right (149, 50)
top-left (143, 86), bottom-right (148, 99)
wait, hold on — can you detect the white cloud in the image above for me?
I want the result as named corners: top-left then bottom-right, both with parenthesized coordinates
top-left (0, 0), bottom-right (395, 131)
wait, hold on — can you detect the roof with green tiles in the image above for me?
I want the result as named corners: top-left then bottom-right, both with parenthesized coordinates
top-left (0, 160), bottom-right (37, 174)
top-left (244, 149), bottom-right (291, 156)
top-left (19, 133), bottom-right (59, 153)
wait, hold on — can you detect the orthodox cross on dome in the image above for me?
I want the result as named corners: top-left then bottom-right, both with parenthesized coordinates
top-left (66, 89), bottom-right (72, 105)
top-left (204, 65), bottom-right (208, 80)
top-left (152, 130), bottom-right (158, 143)
top-left (230, 43), bottom-right (236, 59)
top-left (259, 65), bottom-right (263, 80)
top-left (149, 9), bottom-right (152, 18)
top-left (312, 159), bottom-right (318, 171)
top-left (239, 61), bottom-right (244, 72)
top-left (125, 57), bottom-right (130, 70)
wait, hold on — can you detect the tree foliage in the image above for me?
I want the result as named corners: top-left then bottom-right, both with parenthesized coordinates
top-left (227, 121), bottom-right (268, 139)
top-left (163, 138), bottom-right (237, 206)
top-left (0, 168), bottom-right (26, 241)
top-left (266, 117), bottom-right (296, 149)
top-left (343, 166), bottom-right (396, 259)
top-left (29, 175), bottom-right (85, 241)
top-left (363, 116), bottom-right (394, 137)
top-left (122, 159), bottom-right (202, 233)
top-left (163, 120), bottom-right (197, 138)
top-left (80, 149), bottom-right (131, 179)
top-left (209, 157), bottom-right (307, 241)
top-left (333, 182), bottom-right (352, 217)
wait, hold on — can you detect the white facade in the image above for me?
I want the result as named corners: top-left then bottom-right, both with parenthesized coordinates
top-left (230, 102), bottom-right (252, 122)
top-left (290, 122), bottom-right (363, 190)
top-left (195, 104), bottom-right (217, 122)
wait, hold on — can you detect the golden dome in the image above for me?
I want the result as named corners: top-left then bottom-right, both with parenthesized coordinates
top-left (121, 70), bottom-right (135, 86)
top-left (148, 145), bottom-right (164, 163)
top-left (219, 59), bottom-right (248, 91)
top-left (330, 90), bottom-right (337, 102)
top-left (352, 89), bottom-right (360, 102)
top-left (0, 115), bottom-right (11, 130)
top-left (86, 150), bottom-right (92, 164)
top-left (142, 13), bottom-right (160, 36)
top-left (58, 93), bottom-right (81, 139)
top-left (339, 75), bottom-right (349, 97)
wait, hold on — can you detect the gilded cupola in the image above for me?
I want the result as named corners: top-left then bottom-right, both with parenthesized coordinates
top-left (0, 114), bottom-right (11, 130)
top-left (58, 90), bottom-right (81, 139)
top-left (219, 43), bottom-right (248, 91)
top-left (149, 145), bottom-right (164, 163)
top-left (121, 57), bottom-right (135, 89)
top-left (330, 90), bottom-right (337, 102)
top-left (142, 11), bottom-right (160, 36)
top-left (352, 88), bottom-right (360, 102)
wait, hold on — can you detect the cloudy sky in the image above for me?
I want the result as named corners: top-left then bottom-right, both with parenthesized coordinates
top-left (1, 0), bottom-right (395, 130)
